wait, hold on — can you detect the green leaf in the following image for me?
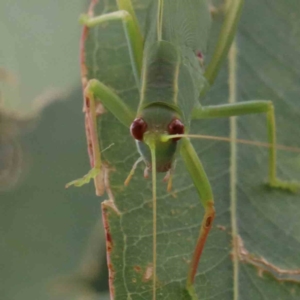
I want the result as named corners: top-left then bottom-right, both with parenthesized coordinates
top-left (83, 0), bottom-right (300, 299)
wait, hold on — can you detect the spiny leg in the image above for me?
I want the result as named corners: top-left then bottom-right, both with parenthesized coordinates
top-left (192, 101), bottom-right (300, 192)
top-left (180, 138), bottom-right (215, 299)
top-left (80, 1), bottom-right (143, 86)
top-left (203, 0), bottom-right (244, 92)
top-left (66, 79), bottom-right (135, 187)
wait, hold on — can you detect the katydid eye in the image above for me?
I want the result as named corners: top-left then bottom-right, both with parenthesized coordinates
top-left (130, 118), bottom-right (148, 141)
top-left (168, 119), bottom-right (184, 141)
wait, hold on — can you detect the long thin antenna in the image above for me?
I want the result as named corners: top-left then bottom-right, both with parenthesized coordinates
top-left (162, 134), bottom-right (300, 153)
top-left (150, 144), bottom-right (157, 300)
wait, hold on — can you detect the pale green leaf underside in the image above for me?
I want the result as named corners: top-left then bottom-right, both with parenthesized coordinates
top-left (84, 0), bottom-right (300, 299)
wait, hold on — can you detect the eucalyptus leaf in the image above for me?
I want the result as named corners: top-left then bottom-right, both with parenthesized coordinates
top-left (83, 0), bottom-right (300, 299)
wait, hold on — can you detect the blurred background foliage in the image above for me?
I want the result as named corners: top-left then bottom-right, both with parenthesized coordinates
top-left (0, 1), bottom-right (108, 300)
top-left (0, 1), bottom-right (82, 113)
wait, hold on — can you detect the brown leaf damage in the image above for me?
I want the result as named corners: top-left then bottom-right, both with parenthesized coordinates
top-left (236, 235), bottom-right (300, 283)
top-left (143, 263), bottom-right (153, 282)
top-left (102, 200), bottom-right (121, 300)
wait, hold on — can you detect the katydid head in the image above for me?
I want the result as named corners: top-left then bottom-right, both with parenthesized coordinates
top-left (130, 105), bottom-right (184, 172)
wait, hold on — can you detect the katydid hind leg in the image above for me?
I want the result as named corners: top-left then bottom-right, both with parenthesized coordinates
top-left (180, 138), bottom-right (215, 299)
top-left (66, 79), bottom-right (134, 188)
top-left (192, 101), bottom-right (300, 192)
top-left (203, 0), bottom-right (244, 91)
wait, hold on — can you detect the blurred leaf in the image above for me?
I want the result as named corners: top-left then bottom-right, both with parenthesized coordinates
top-left (0, 0), bottom-right (85, 115)
top-left (0, 88), bottom-right (106, 300)
top-left (83, 0), bottom-right (300, 299)
top-left (0, 0), bottom-right (86, 191)
top-left (54, 220), bottom-right (109, 299)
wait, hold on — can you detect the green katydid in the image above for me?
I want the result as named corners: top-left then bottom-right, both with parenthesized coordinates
top-left (67, 0), bottom-right (300, 299)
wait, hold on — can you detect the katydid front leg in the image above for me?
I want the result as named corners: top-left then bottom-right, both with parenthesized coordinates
top-left (192, 101), bottom-right (300, 192)
top-left (180, 138), bottom-right (215, 299)
top-left (66, 79), bottom-right (135, 188)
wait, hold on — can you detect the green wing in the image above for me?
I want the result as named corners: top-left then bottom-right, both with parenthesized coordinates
top-left (144, 0), bottom-right (211, 54)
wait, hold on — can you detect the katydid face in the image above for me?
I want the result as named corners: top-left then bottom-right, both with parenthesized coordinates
top-left (130, 105), bottom-right (184, 172)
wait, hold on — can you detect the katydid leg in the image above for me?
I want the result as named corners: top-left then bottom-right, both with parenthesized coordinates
top-left (80, 6), bottom-right (143, 86)
top-left (66, 79), bottom-right (134, 187)
top-left (163, 160), bottom-right (177, 192)
top-left (203, 0), bottom-right (244, 90)
top-left (180, 138), bottom-right (215, 299)
top-left (85, 79), bottom-right (135, 127)
top-left (192, 101), bottom-right (300, 192)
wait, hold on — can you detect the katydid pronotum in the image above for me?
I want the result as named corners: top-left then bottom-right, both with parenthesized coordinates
top-left (67, 0), bottom-right (300, 298)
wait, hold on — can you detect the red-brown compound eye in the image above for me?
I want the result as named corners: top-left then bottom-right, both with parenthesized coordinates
top-left (130, 118), bottom-right (148, 141)
top-left (168, 118), bottom-right (184, 141)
